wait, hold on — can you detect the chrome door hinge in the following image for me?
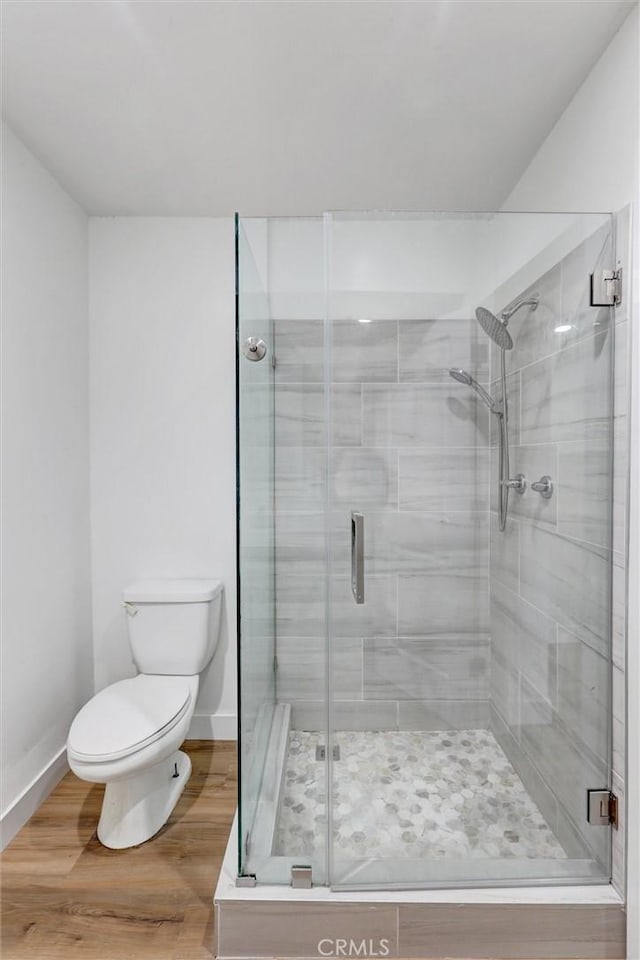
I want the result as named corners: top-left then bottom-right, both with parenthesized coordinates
top-left (590, 269), bottom-right (622, 306)
top-left (291, 865), bottom-right (312, 888)
top-left (273, 654), bottom-right (278, 675)
top-left (587, 789), bottom-right (619, 828)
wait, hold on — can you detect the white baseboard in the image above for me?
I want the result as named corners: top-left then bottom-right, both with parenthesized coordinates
top-left (0, 747), bottom-right (69, 851)
top-left (0, 717), bottom-right (236, 850)
top-left (187, 713), bottom-right (237, 741)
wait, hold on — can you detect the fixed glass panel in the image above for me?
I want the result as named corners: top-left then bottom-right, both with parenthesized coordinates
top-left (236, 215), bottom-right (276, 877)
top-left (237, 216), bottom-right (328, 884)
top-left (323, 211), bottom-right (614, 889)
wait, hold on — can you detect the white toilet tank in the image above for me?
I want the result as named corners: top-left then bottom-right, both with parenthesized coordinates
top-left (122, 579), bottom-right (223, 675)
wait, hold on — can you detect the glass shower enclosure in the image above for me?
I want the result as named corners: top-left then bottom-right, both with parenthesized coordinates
top-left (236, 211), bottom-right (616, 890)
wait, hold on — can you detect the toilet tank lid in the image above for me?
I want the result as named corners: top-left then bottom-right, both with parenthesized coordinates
top-left (123, 579), bottom-right (223, 603)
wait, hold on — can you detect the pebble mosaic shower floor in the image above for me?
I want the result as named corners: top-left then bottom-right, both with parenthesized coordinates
top-left (275, 729), bottom-right (567, 861)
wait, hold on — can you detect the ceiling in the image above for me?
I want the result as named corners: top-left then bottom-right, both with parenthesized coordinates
top-left (1, 0), bottom-right (635, 216)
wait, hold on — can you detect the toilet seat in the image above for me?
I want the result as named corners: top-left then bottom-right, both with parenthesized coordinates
top-left (67, 675), bottom-right (192, 763)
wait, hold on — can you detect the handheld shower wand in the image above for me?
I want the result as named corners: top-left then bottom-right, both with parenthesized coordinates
top-left (450, 296), bottom-right (539, 531)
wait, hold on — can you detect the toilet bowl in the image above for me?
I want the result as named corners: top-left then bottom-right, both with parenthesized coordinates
top-left (67, 578), bottom-right (222, 849)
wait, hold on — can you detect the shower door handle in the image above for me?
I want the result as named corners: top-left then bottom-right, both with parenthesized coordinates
top-left (351, 512), bottom-right (364, 604)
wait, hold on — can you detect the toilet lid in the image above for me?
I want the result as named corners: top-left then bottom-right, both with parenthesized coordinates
top-left (67, 675), bottom-right (192, 762)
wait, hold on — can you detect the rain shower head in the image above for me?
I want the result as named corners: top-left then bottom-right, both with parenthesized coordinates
top-left (475, 296), bottom-right (539, 352)
top-left (448, 367), bottom-right (501, 415)
top-left (475, 307), bottom-right (514, 351)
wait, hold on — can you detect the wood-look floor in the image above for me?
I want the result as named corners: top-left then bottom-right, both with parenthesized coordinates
top-left (0, 743), bottom-right (617, 960)
top-left (1, 740), bottom-right (237, 960)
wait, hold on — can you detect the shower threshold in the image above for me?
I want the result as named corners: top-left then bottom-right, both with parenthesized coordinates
top-left (215, 811), bottom-right (624, 959)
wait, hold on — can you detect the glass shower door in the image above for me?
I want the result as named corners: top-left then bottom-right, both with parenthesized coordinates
top-left (324, 211), bottom-right (615, 889)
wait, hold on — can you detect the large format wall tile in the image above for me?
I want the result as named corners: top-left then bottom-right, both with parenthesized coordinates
top-left (558, 439), bottom-right (610, 547)
top-left (327, 509), bottom-right (488, 582)
top-left (277, 635), bottom-right (361, 701)
top-left (399, 318), bottom-right (489, 384)
top-left (331, 574), bottom-right (398, 639)
top-left (556, 626), bottom-right (609, 766)
top-left (330, 447), bottom-right (398, 508)
top-left (520, 678), bottom-right (609, 867)
top-left (613, 320), bottom-right (629, 553)
top-left (276, 383), bottom-right (361, 446)
top-left (360, 511), bottom-right (488, 577)
top-left (612, 551), bottom-right (626, 671)
top-left (491, 580), bottom-right (557, 708)
top-left (276, 572), bottom-right (326, 638)
top-left (491, 706), bottom-right (565, 852)
top-left (362, 383), bottom-right (490, 447)
top-left (276, 571), bottom-right (398, 640)
top-left (275, 511), bottom-right (325, 577)
top-left (364, 637), bottom-right (489, 700)
top-left (275, 447), bottom-right (326, 512)
top-left (399, 448), bottom-right (490, 511)
top-left (490, 649), bottom-right (520, 739)
top-left (291, 699), bottom-right (399, 731)
top-left (274, 318), bottom-right (323, 382)
top-left (398, 572), bottom-right (489, 635)
top-left (520, 331), bottom-right (611, 445)
top-left (612, 664), bottom-right (624, 780)
top-left (489, 512), bottom-right (520, 593)
top-left (398, 698), bottom-right (490, 730)
top-left (332, 319), bottom-right (398, 382)
top-left (519, 523), bottom-right (609, 657)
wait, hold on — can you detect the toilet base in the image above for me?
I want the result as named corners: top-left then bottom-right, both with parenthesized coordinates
top-left (97, 749), bottom-right (192, 849)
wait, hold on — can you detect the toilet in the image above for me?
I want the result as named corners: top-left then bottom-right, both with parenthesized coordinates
top-left (67, 578), bottom-right (223, 849)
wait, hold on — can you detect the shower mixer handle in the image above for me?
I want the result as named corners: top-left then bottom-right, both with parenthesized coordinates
top-left (531, 476), bottom-right (553, 499)
top-left (500, 473), bottom-right (527, 493)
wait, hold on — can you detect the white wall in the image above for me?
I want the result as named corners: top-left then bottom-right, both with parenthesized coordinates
top-left (1, 123), bottom-right (92, 844)
top-left (89, 218), bottom-right (236, 738)
top-left (502, 4), bottom-right (639, 950)
top-left (502, 5), bottom-right (639, 213)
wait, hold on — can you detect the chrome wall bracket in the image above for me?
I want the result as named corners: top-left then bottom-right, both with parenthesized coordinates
top-left (242, 336), bottom-right (268, 361)
top-left (500, 473), bottom-right (527, 494)
top-left (291, 865), bottom-right (313, 888)
top-left (590, 269), bottom-right (622, 306)
top-left (587, 789), bottom-right (618, 829)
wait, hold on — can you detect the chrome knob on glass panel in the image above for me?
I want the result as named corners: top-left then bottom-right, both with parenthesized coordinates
top-left (242, 337), bottom-right (267, 361)
top-left (531, 475), bottom-right (553, 499)
top-left (500, 473), bottom-right (527, 494)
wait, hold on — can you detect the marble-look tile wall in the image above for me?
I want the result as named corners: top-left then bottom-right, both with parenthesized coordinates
top-left (274, 316), bottom-right (492, 732)
top-left (488, 216), bottom-right (628, 881)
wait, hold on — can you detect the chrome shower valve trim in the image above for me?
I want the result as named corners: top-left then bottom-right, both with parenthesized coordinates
top-left (531, 475), bottom-right (553, 499)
